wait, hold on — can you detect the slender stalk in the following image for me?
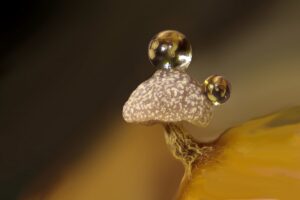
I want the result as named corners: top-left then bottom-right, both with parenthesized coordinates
top-left (163, 123), bottom-right (215, 176)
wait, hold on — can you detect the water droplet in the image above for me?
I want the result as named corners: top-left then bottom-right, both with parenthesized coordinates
top-left (204, 75), bottom-right (231, 106)
top-left (148, 30), bottom-right (192, 71)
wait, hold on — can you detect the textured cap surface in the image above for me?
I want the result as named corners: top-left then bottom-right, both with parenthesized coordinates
top-left (123, 70), bottom-right (213, 126)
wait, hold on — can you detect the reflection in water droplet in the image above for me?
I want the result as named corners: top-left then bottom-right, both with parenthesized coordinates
top-left (148, 30), bottom-right (192, 71)
top-left (204, 75), bottom-right (231, 106)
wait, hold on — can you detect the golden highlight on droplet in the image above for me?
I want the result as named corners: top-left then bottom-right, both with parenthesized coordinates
top-left (204, 75), bottom-right (231, 106)
top-left (148, 30), bottom-right (192, 70)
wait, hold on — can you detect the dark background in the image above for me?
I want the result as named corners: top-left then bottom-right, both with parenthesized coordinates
top-left (1, 1), bottom-right (300, 199)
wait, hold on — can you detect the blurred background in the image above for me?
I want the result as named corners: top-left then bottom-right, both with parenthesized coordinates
top-left (0, 0), bottom-right (300, 199)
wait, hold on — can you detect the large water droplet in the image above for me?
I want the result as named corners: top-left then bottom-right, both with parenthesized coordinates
top-left (148, 30), bottom-right (192, 71)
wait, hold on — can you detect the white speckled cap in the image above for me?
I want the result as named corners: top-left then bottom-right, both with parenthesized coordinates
top-left (122, 70), bottom-right (214, 126)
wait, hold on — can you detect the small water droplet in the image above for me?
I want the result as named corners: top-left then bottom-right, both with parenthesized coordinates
top-left (204, 75), bottom-right (231, 105)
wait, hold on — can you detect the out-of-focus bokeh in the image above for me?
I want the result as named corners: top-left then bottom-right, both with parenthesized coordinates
top-left (0, 1), bottom-right (299, 199)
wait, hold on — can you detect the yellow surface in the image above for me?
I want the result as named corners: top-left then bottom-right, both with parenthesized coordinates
top-left (179, 108), bottom-right (300, 200)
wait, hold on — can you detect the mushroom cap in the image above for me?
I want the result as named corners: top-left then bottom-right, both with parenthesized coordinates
top-left (123, 70), bottom-right (214, 126)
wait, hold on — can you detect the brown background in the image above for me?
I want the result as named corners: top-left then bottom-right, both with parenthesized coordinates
top-left (0, 1), bottom-right (300, 199)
